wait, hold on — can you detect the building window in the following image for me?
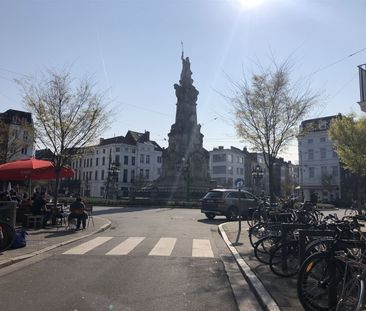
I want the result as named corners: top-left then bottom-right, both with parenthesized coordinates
top-left (100, 187), bottom-right (104, 196)
top-left (115, 155), bottom-right (120, 165)
top-left (131, 170), bottom-right (135, 182)
top-left (236, 167), bottom-right (239, 174)
top-left (333, 151), bottom-right (337, 158)
top-left (309, 167), bottom-right (315, 178)
top-left (240, 168), bottom-right (244, 175)
top-left (212, 166), bottom-right (226, 174)
top-left (212, 154), bottom-right (226, 162)
top-left (157, 156), bottom-right (162, 163)
top-left (145, 169), bottom-right (150, 179)
top-left (96, 158), bottom-right (99, 166)
top-left (308, 149), bottom-right (314, 160)
top-left (139, 169), bottom-right (144, 179)
top-left (103, 149), bottom-right (105, 154)
top-left (320, 148), bottom-right (326, 159)
top-left (125, 147), bottom-right (129, 152)
top-left (140, 154), bottom-right (144, 164)
top-left (308, 139), bottom-right (313, 144)
top-left (146, 155), bottom-right (150, 164)
top-left (132, 148), bottom-right (136, 153)
top-left (102, 157), bottom-right (105, 166)
top-left (132, 156), bottom-right (135, 166)
top-left (321, 166), bottom-right (327, 176)
top-left (95, 171), bottom-right (98, 180)
top-left (84, 159), bottom-right (86, 168)
top-left (227, 154), bottom-right (233, 162)
top-left (332, 166), bottom-right (338, 177)
top-left (82, 172), bottom-right (85, 180)
top-left (21, 147), bottom-right (28, 154)
top-left (101, 170), bottom-right (104, 180)
top-left (320, 137), bottom-right (326, 142)
top-left (227, 166), bottom-right (233, 175)
top-left (116, 147), bottom-right (120, 152)
top-left (123, 169), bottom-right (128, 183)
top-left (123, 155), bottom-right (128, 165)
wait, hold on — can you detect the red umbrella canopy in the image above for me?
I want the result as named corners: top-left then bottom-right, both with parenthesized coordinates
top-left (0, 158), bottom-right (74, 180)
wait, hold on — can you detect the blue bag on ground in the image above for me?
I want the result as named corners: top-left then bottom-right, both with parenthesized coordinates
top-left (11, 230), bottom-right (27, 249)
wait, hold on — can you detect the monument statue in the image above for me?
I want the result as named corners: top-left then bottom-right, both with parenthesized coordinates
top-left (155, 53), bottom-right (211, 199)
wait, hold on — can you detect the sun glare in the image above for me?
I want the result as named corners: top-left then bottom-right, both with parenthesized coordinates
top-left (238, 0), bottom-right (264, 9)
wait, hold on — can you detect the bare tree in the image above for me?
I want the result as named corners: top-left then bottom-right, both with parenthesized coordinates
top-left (17, 70), bottom-right (109, 205)
top-left (230, 61), bottom-right (318, 202)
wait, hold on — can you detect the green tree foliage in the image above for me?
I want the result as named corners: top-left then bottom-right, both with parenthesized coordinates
top-left (230, 61), bottom-right (318, 202)
top-left (328, 115), bottom-right (366, 176)
top-left (328, 114), bottom-right (366, 210)
top-left (17, 70), bottom-right (110, 204)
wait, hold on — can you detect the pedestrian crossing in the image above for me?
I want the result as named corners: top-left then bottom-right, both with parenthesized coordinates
top-left (62, 236), bottom-right (215, 258)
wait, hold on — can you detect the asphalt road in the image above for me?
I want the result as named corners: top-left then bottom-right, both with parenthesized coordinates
top-left (0, 207), bottom-right (261, 311)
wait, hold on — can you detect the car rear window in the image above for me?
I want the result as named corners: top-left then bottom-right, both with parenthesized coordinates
top-left (203, 191), bottom-right (224, 199)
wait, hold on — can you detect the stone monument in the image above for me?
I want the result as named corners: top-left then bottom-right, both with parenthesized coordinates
top-left (155, 53), bottom-right (211, 199)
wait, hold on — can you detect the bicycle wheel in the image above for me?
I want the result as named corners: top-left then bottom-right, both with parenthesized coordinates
top-left (336, 277), bottom-right (364, 311)
top-left (297, 252), bottom-right (344, 311)
top-left (269, 240), bottom-right (299, 277)
top-left (304, 238), bottom-right (334, 261)
top-left (0, 222), bottom-right (16, 252)
top-left (249, 222), bottom-right (281, 248)
top-left (344, 208), bottom-right (357, 217)
top-left (249, 209), bottom-right (263, 227)
top-left (254, 235), bottom-right (280, 264)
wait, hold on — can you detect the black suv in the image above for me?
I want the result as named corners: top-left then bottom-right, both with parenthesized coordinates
top-left (201, 188), bottom-right (258, 220)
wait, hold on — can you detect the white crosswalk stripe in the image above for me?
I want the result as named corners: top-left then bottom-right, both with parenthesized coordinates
top-left (192, 239), bottom-right (214, 258)
top-left (148, 237), bottom-right (177, 256)
top-left (62, 237), bottom-right (214, 258)
top-left (63, 237), bottom-right (113, 255)
top-left (106, 237), bottom-right (145, 255)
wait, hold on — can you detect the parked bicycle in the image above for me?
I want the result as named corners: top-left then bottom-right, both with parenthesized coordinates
top-left (0, 219), bottom-right (16, 252)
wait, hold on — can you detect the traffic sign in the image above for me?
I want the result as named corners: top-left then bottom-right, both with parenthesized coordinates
top-left (235, 178), bottom-right (245, 189)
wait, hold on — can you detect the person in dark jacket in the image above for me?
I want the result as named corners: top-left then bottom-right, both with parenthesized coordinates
top-left (68, 196), bottom-right (88, 230)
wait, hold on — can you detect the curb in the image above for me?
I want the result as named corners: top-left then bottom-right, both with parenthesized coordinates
top-left (0, 216), bottom-right (112, 269)
top-left (218, 223), bottom-right (281, 311)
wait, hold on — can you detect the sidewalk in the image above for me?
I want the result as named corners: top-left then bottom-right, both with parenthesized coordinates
top-left (0, 215), bottom-right (111, 268)
top-left (220, 221), bottom-right (303, 311)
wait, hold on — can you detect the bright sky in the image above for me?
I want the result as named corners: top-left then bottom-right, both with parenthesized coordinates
top-left (1, 0), bottom-right (365, 164)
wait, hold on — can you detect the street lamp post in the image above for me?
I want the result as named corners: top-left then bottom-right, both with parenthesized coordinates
top-left (251, 165), bottom-right (264, 196)
top-left (182, 157), bottom-right (190, 202)
top-left (105, 161), bottom-right (120, 199)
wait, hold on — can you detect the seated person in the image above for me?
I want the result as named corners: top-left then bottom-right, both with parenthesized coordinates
top-left (68, 196), bottom-right (88, 230)
top-left (17, 193), bottom-right (32, 225)
top-left (31, 192), bottom-right (50, 227)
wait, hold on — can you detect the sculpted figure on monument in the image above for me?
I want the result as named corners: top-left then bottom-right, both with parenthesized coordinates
top-left (180, 56), bottom-right (193, 85)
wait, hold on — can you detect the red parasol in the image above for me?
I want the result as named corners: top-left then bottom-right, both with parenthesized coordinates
top-left (0, 158), bottom-right (74, 180)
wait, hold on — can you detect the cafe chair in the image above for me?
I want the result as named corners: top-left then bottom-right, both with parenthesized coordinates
top-left (66, 216), bottom-right (78, 231)
top-left (84, 204), bottom-right (94, 227)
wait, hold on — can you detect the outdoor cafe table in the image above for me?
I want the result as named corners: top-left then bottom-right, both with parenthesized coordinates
top-left (45, 203), bottom-right (68, 226)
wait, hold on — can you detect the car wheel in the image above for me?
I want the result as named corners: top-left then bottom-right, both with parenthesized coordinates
top-left (226, 206), bottom-right (238, 221)
top-left (205, 213), bottom-right (216, 220)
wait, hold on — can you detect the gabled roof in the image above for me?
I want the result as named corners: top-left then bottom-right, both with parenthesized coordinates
top-left (99, 135), bottom-right (128, 146)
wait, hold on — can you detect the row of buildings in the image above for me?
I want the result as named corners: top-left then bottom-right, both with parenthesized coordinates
top-left (0, 106), bottom-right (363, 204)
